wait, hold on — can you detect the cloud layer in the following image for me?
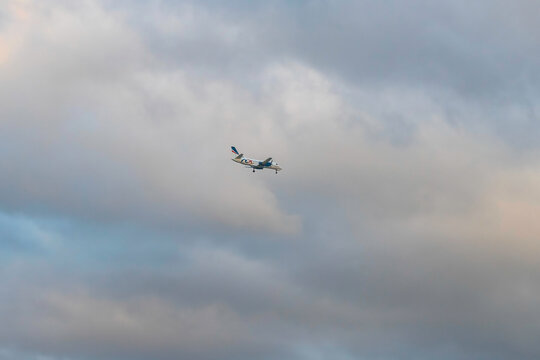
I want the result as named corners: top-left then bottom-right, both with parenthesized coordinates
top-left (2, 1), bottom-right (540, 359)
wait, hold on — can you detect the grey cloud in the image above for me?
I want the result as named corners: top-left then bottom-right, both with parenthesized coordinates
top-left (112, 0), bottom-right (540, 146)
top-left (2, 1), bottom-right (540, 360)
top-left (119, 0), bottom-right (540, 97)
top-left (4, 211), bottom-right (540, 360)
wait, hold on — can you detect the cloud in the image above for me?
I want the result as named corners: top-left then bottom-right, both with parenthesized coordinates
top-left (3, 291), bottom-right (262, 360)
top-left (0, 0), bottom-right (300, 234)
top-left (1, 1), bottom-right (540, 360)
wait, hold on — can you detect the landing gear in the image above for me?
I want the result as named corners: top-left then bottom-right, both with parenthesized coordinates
top-left (252, 169), bottom-right (255, 173)
top-left (275, 170), bottom-right (278, 174)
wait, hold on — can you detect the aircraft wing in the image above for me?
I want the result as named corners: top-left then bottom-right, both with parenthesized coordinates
top-left (260, 157), bottom-right (272, 166)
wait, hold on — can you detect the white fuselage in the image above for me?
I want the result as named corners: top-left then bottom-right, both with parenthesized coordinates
top-left (232, 156), bottom-right (282, 171)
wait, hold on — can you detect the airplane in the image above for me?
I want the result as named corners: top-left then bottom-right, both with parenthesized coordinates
top-left (231, 146), bottom-right (282, 174)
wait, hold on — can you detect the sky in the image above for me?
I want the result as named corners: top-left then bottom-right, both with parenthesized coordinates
top-left (1, 0), bottom-right (540, 359)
